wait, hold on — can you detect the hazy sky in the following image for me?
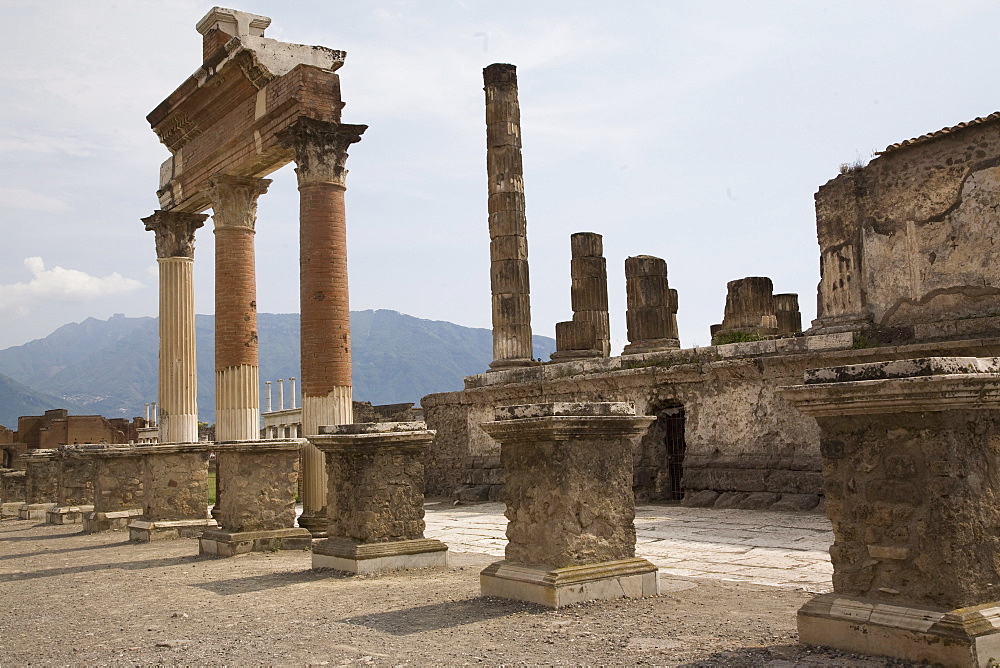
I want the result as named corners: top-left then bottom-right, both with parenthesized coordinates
top-left (2, 0), bottom-right (999, 355)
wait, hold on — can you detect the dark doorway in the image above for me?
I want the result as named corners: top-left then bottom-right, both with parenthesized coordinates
top-left (659, 406), bottom-right (686, 501)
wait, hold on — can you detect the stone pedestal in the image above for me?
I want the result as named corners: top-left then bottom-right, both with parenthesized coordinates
top-left (127, 443), bottom-right (216, 541)
top-left (199, 439), bottom-right (311, 556)
top-left (69, 444), bottom-right (145, 532)
top-left (623, 255), bottom-right (679, 354)
top-left (1, 469), bottom-right (26, 517)
top-left (19, 449), bottom-right (59, 519)
top-left (47, 446), bottom-right (95, 525)
top-left (479, 402), bottom-right (658, 608)
top-left (780, 357), bottom-right (1000, 665)
top-left (309, 422), bottom-right (448, 574)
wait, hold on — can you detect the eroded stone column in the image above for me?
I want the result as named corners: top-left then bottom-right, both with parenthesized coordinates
top-left (208, 175), bottom-right (271, 442)
top-left (718, 276), bottom-right (777, 338)
top-left (485, 63), bottom-right (535, 369)
top-left (775, 293), bottom-right (802, 335)
top-left (311, 422), bottom-right (448, 573)
top-left (552, 233), bottom-right (610, 362)
top-left (278, 117), bottom-right (366, 537)
top-left (479, 402), bottom-right (658, 608)
top-left (142, 210), bottom-right (207, 444)
top-left (780, 357), bottom-right (1000, 665)
top-left (623, 255), bottom-right (680, 354)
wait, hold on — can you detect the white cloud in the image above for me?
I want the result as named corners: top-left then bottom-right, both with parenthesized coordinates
top-left (0, 257), bottom-right (143, 314)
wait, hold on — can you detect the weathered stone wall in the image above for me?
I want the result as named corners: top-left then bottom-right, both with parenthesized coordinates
top-left (215, 446), bottom-right (298, 532)
top-left (82, 448), bottom-right (145, 513)
top-left (0, 469), bottom-right (26, 504)
top-left (424, 333), bottom-right (1000, 507)
top-left (56, 450), bottom-right (94, 507)
top-left (813, 117), bottom-right (1000, 341)
top-left (24, 457), bottom-right (58, 504)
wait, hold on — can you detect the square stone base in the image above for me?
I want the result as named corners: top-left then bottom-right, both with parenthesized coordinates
top-left (19, 503), bottom-right (56, 520)
top-left (798, 593), bottom-right (1000, 666)
top-left (46, 505), bottom-right (95, 525)
top-left (199, 528), bottom-right (313, 557)
top-left (312, 537), bottom-right (449, 574)
top-left (1, 501), bottom-right (24, 518)
top-left (481, 558), bottom-right (659, 608)
top-left (82, 508), bottom-right (143, 533)
top-left (128, 518), bottom-right (218, 542)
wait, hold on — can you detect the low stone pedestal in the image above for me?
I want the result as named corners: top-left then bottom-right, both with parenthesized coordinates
top-left (126, 442), bottom-right (217, 542)
top-left (46, 505), bottom-right (94, 524)
top-left (1, 468), bottom-right (26, 517)
top-left (309, 423), bottom-right (448, 574)
top-left (479, 402), bottom-right (658, 608)
top-left (780, 357), bottom-right (1000, 665)
top-left (70, 444), bottom-right (145, 533)
top-left (19, 449), bottom-right (58, 520)
top-left (198, 440), bottom-right (311, 557)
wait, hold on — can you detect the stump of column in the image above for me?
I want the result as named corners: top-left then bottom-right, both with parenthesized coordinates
top-left (551, 320), bottom-right (600, 361)
top-left (127, 443), bottom-right (217, 541)
top-left (623, 255), bottom-right (680, 354)
top-left (46, 446), bottom-right (95, 525)
top-left (309, 422), bottom-right (448, 574)
top-left (199, 439), bottom-right (312, 556)
top-left (0, 469), bottom-right (26, 517)
top-left (479, 402), bottom-right (658, 608)
top-left (19, 449), bottom-right (59, 519)
top-left (780, 357), bottom-right (1000, 665)
top-left (716, 276), bottom-right (777, 340)
top-left (569, 232), bottom-right (610, 357)
top-left (67, 445), bottom-right (145, 532)
top-left (774, 293), bottom-right (802, 336)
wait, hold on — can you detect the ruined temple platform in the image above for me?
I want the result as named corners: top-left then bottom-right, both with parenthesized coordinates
top-left (423, 501), bottom-right (834, 593)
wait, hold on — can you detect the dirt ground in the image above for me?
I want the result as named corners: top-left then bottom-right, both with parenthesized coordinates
top-left (0, 517), bottom-right (926, 667)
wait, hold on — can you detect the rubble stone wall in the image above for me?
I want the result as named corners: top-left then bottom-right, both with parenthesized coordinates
top-left (216, 448), bottom-right (298, 532)
top-left (142, 451), bottom-right (209, 521)
top-left (0, 469), bottom-right (26, 504)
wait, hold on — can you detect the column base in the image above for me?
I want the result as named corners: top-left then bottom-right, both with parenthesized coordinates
top-left (798, 593), bottom-right (1000, 666)
top-left (82, 508), bottom-right (143, 533)
top-left (2, 501), bottom-right (24, 518)
top-left (297, 512), bottom-right (329, 538)
top-left (622, 338), bottom-right (680, 355)
top-left (128, 518), bottom-right (219, 542)
top-left (480, 558), bottom-right (659, 609)
top-left (46, 505), bottom-right (95, 525)
top-left (549, 349), bottom-right (602, 362)
top-left (199, 527), bottom-right (313, 557)
top-left (488, 358), bottom-right (541, 370)
top-left (19, 503), bottom-right (57, 520)
top-left (312, 537), bottom-right (448, 574)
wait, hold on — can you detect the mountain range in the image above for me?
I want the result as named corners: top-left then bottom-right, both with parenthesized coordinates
top-left (0, 310), bottom-right (555, 428)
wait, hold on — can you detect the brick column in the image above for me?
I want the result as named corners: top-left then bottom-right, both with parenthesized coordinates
top-left (142, 210), bottom-right (207, 444)
top-left (278, 117), bottom-right (366, 537)
top-left (207, 175), bottom-right (271, 442)
top-left (484, 63), bottom-right (535, 369)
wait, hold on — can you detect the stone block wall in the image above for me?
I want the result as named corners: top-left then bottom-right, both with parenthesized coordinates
top-left (90, 452), bottom-right (145, 512)
top-left (0, 469), bottom-right (26, 504)
top-left (25, 458), bottom-right (58, 504)
top-left (56, 452), bottom-right (94, 507)
top-left (215, 447), bottom-right (298, 532)
top-left (142, 449), bottom-right (209, 521)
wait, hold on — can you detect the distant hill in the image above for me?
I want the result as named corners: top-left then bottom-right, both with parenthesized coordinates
top-left (0, 310), bottom-right (555, 424)
top-left (0, 371), bottom-right (84, 428)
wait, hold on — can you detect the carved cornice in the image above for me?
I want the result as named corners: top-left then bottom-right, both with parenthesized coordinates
top-left (142, 211), bottom-right (208, 259)
top-left (206, 175), bottom-right (272, 231)
top-left (156, 112), bottom-right (203, 153)
top-left (276, 117), bottom-right (366, 187)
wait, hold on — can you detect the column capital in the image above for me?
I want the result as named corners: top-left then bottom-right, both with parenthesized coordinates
top-left (206, 175), bottom-right (272, 231)
top-left (142, 210), bottom-right (208, 259)
top-left (277, 117), bottom-right (367, 187)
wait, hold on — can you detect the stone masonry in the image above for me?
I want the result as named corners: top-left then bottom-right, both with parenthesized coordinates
top-left (70, 444), bottom-right (145, 532)
top-left (0, 469), bottom-right (26, 517)
top-left (479, 402), bottom-right (658, 607)
top-left (47, 446), bottom-right (95, 525)
top-left (781, 357), bottom-right (1000, 665)
top-left (552, 233), bottom-right (611, 361)
top-left (484, 63), bottom-right (536, 369)
top-left (310, 422), bottom-right (448, 573)
top-left (623, 255), bottom-right (680, 354)
top-left (19, 448), bottom-right (58, 519)
top-left (128, 443), bottom-right (216, 541)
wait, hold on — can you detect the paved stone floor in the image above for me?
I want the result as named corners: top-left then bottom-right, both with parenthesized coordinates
top-left (423, 501), bottom-right (834, 593)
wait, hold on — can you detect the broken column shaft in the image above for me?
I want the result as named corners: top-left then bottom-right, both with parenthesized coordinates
top-left (552, 233), bottom-right (610, 361)
top-left (142, 210), bottom-right (207, 444)
top-left (623, 255), bottom-right (680, 354)
top-left (485, 63), bottom-right (535, 368)
top-left (209, 175), bottom-right (271, 442)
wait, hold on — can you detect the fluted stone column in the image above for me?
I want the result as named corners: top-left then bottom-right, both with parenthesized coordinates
top-left (142, 210), bottom-right (207, 444)
top-left (553, 233), bottom-right (611, 361)
top-left (278, 117), bottom-right (366, 537)
top-left (623, 255), bottom-right (680, 354)
top-left (208, 175), bottom-right (271, 442)
top-left (719, 276), bottom-right (776, 336)
top-left (775, 293), bottom-right (802, 335)
top-left (485, 63), bottom-right (535, 369)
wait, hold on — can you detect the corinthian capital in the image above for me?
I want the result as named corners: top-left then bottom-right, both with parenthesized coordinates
top-left (142, 210), bottom-right (208, 259)
top-left (277, 117), bottom-right (367, 187)
top-left (206, 175), bottom-right (272, 231)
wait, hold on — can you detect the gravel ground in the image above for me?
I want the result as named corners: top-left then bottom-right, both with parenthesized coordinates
top-left (0, 517), bottom-right (928, 666)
